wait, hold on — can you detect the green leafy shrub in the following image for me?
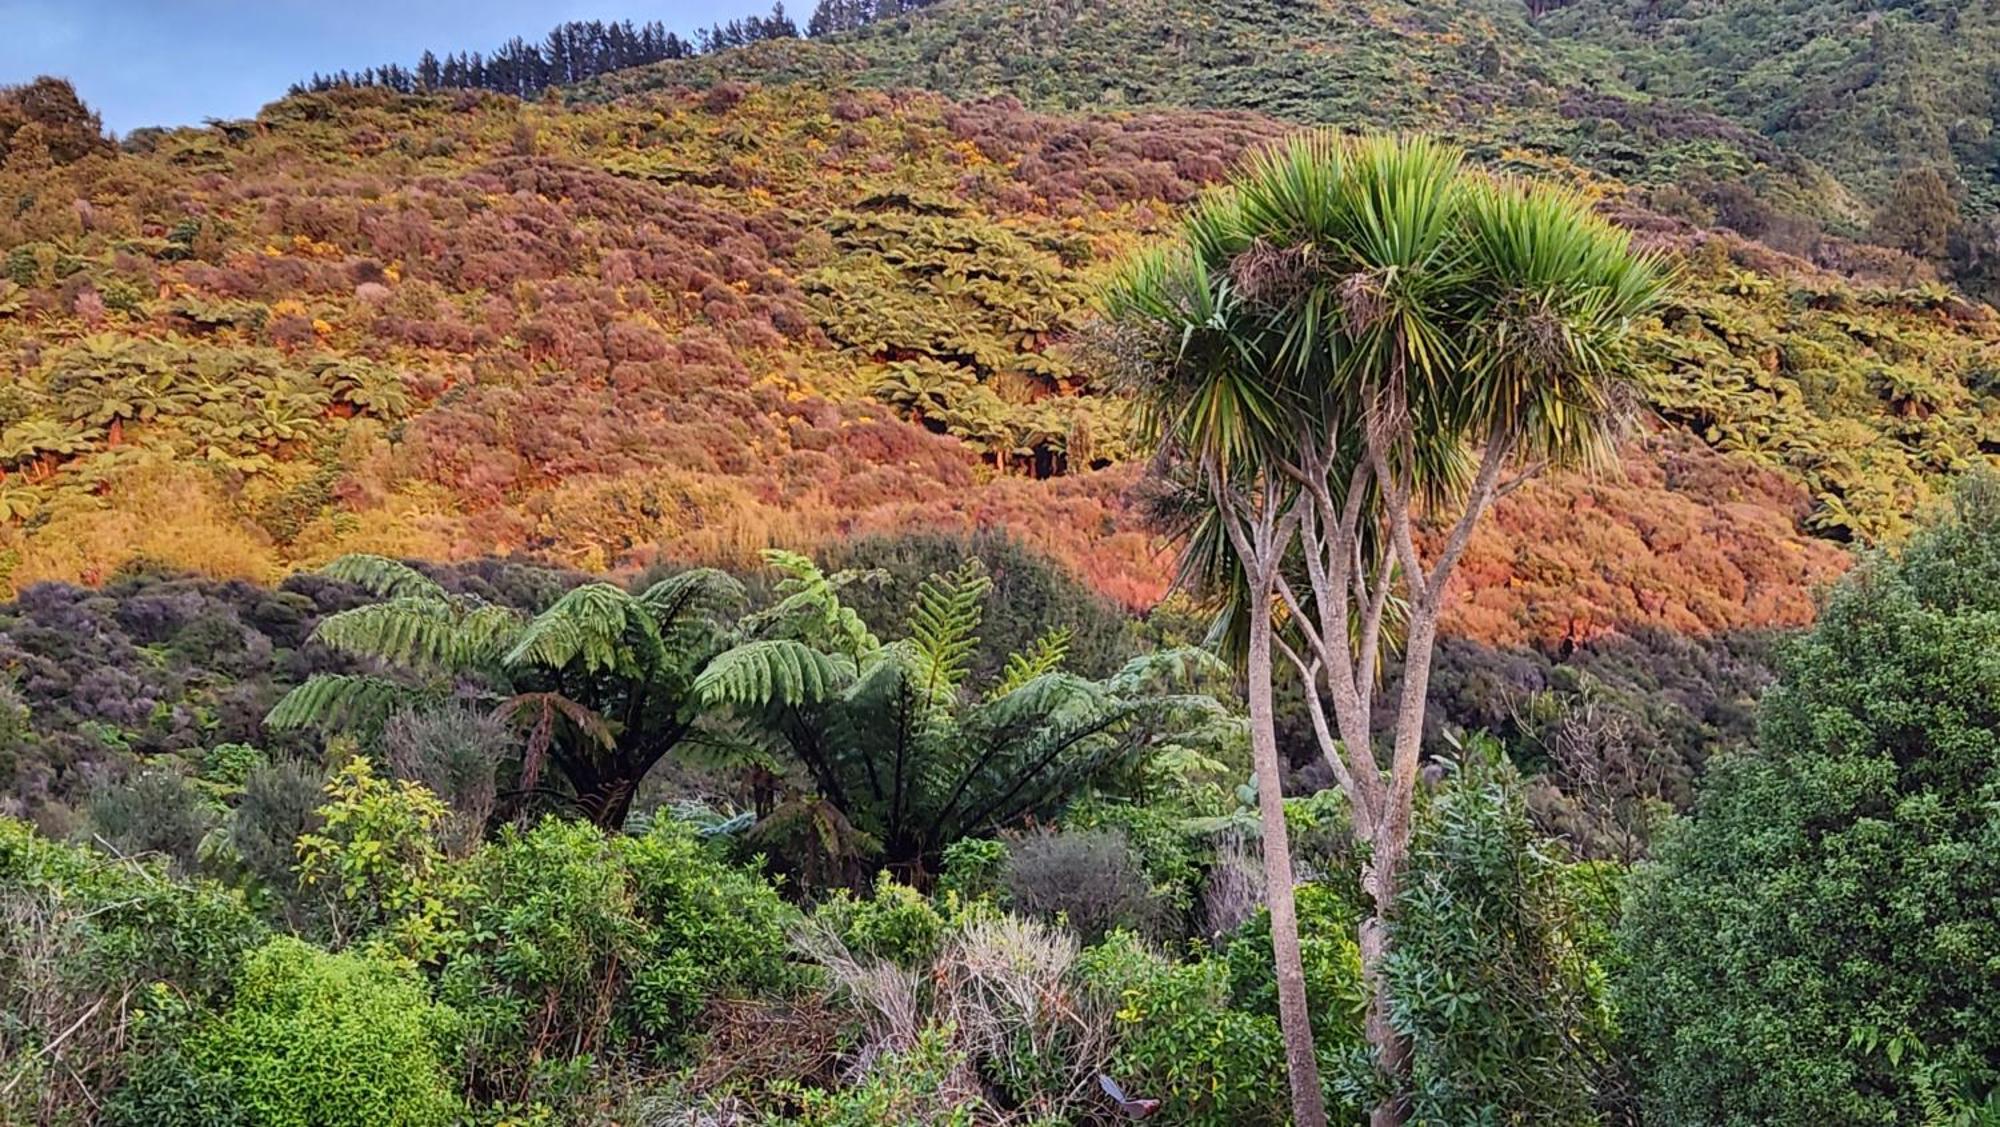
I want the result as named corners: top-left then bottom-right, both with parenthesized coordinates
top-left (439, 817), bottom-right (646, 1108)
top-left (1221, 884), bottom-right (1369, 1067)
top-left (1619, 475), bottom-right (2000, 1124)
top-left (621, 820), bottom-right (801, 1017)
top-left (1385, 740), bottom-right (1626, 1124)
top-left (108, 936), bottom-right (462, 1127)
top-left (1080, 931), bottom-right (1302, 1127)
top-left (439, 817), bottom-right (799, 1112)
top-left (0, 818), bottom-right (264, 1122)
top-left (198, 744), bottom-right (267, 789)
top-left (936, 836), bottom-right (1007, 902)
top-left (809, 872), bottom-right (946, 967)
top-left (294, 756), bottom-right (461, 960)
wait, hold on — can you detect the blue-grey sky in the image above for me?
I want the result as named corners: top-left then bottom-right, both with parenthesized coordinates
top-left (0, 1), bottom-right (768, 134)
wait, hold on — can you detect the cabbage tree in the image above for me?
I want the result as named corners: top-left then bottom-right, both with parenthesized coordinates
top-left (1105, 132), bottom-right (1666, 1125)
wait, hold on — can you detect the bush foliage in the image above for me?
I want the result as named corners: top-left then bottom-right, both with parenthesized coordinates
top-left (1620, 475), bottom-right (2000, 1123)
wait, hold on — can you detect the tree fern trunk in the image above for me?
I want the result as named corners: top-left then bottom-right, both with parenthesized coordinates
top-left (572, 775), bottom-right (637, 830)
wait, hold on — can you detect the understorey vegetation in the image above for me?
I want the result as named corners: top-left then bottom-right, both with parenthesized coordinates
top-left (3, 487), bottom-right (1997, 1122)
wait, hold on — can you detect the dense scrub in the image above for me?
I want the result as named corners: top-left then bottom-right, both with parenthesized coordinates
top-left (0, 712), bottom-right (1636, 1124)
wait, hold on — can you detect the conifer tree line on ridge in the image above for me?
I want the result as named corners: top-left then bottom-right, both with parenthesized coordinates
top-left (290, 2), bottom-right (942, 100)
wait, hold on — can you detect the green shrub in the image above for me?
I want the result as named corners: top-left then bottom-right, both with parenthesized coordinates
top-left (937, 836), bottom-right (1007, 902)
top-left (1385, 741), bottom-right (1625, 1124)
top-left (294, 757), bottom-right (461, 960)
top-left (108, 936), bottom-right (462, 1127)
top-left (435, 817), bottom-right (798, 1113)
top-left (620, 819), bottom-right (801, 1023)
top-left (809, 872), bottom-right (946, 967)
top-left (198, 744), bottom-right (266, 789)
top-left (0, 818), bottom-right (264, 1122)
top-left (1080, 931), bottom-right (1298, 1127)
top-left (439, 817), bottom-right (645, 1107)
top-left (1221, 883), bottom-right (1369, 1061)
top-left (1619, 475), bottom-right (2000, 1124)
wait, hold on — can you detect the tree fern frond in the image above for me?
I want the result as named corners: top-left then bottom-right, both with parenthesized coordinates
top-left (309, 598), bottom-right (511, 672)
top-left (264, 674), bottom-right (425, 734)
top-left (908, 561), bottom-right (990, 705)
top-left (637, 567), bottom-right (746, 629)
top-left (319, 553), bottom-right (446, 602)
top-left (506, 583), bottom-right (658, 674)
top-left (973, 670), bottom-right (1106, 734)
top-left (1106, 646), bottom-right (1233, 696)
top-left (990, 627), bottom-right (1072, 699)
top-left (495, 691), bottom-right (614, 749)
top-left (949, 698), bottom-right (1143, 835)
top-left (495, 691), bottom-right (613, 792)
top-left (457, 604), bottom-right (529, 663)
top-left (744, 549), bottom-right (882, 656)
top-left (677, 717), bottom-right (789, 773)
top-left (694, 639), bottom-right (853, 709)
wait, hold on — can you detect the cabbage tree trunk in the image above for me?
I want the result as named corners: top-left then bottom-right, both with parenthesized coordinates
top-left (1245, 600), bottom-right (1328, 1127)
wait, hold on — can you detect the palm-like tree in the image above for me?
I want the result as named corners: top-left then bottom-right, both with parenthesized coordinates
top-left (696, 554), bottom-right (1234, 884)
top-left (1105, 132), bottom-right (1667, 1126)
top-left (267, 554), bottom-right (795, 828)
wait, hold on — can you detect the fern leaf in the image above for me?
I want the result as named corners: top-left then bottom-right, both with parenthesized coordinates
top-left (320, 554), bottom-right (446, 602)
top-left (990, 627), bottom-right (1072, 699)
top-left (495, 690), bottom-right (613, 792)
top-left (264, 674), bottom-right (423, 734)
top-left (744, 549), bottom-right (882, 655)
top-left (637, 567), bottom-right (746, 629)
top-left (309, 598), bottom-right (515, 672)
top-left (908, 560), bottom-right (989, 704)
top-left (507, 583), bottom-right (658, 674)
top-left (1106, 646), bottom-right (1231, 696)
top-left (695, 639), bottom-right (852, 708)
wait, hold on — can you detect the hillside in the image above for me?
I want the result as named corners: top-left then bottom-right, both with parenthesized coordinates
top-left (4, 12), bottom-right (1999, 1126)
top-left (1543, 0), bottom-right (2000, 213)
top-left (578, 0), bottom-right (1871, 234)
top-left (5, 71), bottom-right (1998, 650)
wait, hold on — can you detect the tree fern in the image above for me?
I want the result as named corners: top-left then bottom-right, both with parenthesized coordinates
top-left (319, 553), bottom-right (447, 602)
top-left (310, 598), bottom-right (519, 673)
top-left (693, 639), bottom-right (853, 709)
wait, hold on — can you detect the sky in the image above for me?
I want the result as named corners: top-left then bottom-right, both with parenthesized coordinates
top-left (0, 0), bottom-right (770, 134)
